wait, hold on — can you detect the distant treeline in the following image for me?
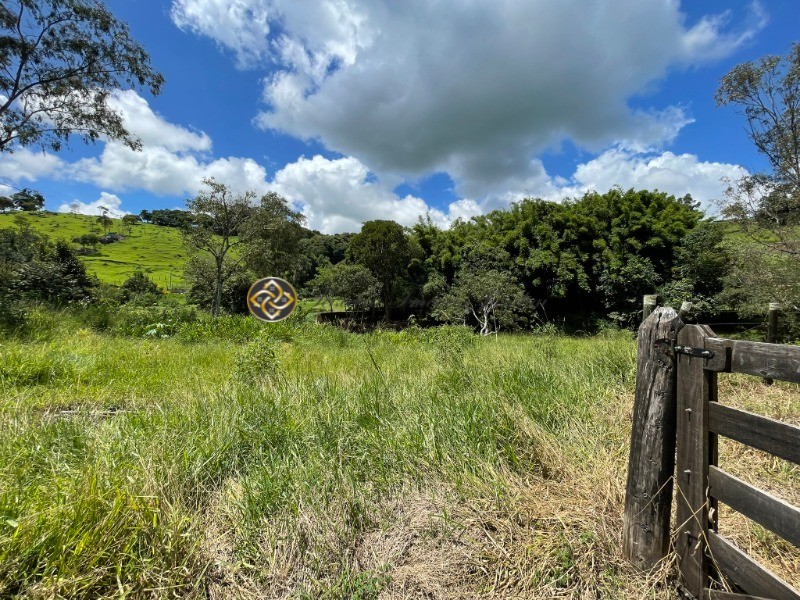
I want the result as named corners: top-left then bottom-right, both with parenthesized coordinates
top-left (174, 187), bottom-right (731, 332)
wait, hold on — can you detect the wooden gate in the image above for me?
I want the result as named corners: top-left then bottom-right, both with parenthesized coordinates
top-left (675, 325), bottom-right (800, 600)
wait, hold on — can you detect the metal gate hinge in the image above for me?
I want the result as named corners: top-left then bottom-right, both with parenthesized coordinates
top-left (674, 345), bottom-right (714, 359)
top-left (654, 338), bottom-right (714, 359)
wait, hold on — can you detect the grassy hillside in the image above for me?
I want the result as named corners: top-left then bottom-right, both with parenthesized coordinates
top-left (0, 211), bottom-right (188, 288)
top-left (0, 312), bottom-right (797, 598)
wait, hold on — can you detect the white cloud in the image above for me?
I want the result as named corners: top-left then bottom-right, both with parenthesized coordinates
top-left (67, 91), bottom-right (271, 198)
top-left (109, 91), bottom-right (211, 153)
top-left (70, 142), bottom-right (270, 197)
top-left (266, 148), bottom-right (745, 234)
top-left (270, 155), bottom-right (449, 233)
top-left (168, 0), bottom-right (765, 196)
top-left (547, 148), bottom-right (748, 213)
top-left (0, 147), bottom-right (63, 182)
top-left (57, 192), bottom-right (129, 219)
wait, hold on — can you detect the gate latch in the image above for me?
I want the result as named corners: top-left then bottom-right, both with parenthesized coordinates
top-left (654, 338), bottom-right (714, 359)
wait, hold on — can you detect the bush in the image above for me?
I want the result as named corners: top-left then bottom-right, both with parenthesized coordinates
top-left (234, 330), bottom-right (282, 383)
top-left (121, 272), bottom-right (161, 305)
top-left (109, 305), bottom-right (199, 338)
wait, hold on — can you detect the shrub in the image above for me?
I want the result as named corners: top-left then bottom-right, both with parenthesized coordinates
top-left (235, 331), bottom-right (282, 383)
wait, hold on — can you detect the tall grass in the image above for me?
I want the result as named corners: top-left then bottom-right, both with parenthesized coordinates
top-left (2, 315), bottom-right (796, 598)
top-left (0, 316), bottom-right (634, 597)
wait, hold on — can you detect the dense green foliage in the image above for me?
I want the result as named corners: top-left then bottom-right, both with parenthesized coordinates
top-left (0, 186), bottom-right (726, 332)
top-left (0, 189), bottom-right (44, 212)
top-left (0, 216), bottom-right (96, 329)
top-left (0, 0), bottom-right (164, 152)
top-left (715, 43), bottom-right (800, 330)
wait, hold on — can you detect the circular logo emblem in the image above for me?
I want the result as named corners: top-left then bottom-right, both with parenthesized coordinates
top-left (247, 277), bottom-right (298, 322)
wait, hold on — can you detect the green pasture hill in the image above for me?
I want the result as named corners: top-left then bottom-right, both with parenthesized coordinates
top-left (0, 211), bottom-right (188, 289)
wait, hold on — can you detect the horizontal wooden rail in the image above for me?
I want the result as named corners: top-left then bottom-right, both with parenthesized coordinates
top-left (709, 466), bottom-right (800, 548)
top-left (709, 403), bottom-right (800, 466)
top-left (706, 590), bottom-right (775, 600)
top-left (708, 532), bottom-right (800, 600)
top-left (705, 339), bottom-right (800, 382)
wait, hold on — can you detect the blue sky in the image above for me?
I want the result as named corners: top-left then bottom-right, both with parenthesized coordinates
top-left (1, 0), bottom-right (797, 232)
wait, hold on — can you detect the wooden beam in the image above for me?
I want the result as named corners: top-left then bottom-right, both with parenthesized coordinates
top-left (708, 532), bottom-right (800, 600)
top-left (709, 466), bottom-right (800, 548)
top-left (676, 324), bottom-right (717, 598)
top-left (726, 340), bottom-right (800, 383)
top-left (706, 589), bottom-right (776, 600)
top-left (623, 307), bottom-right (682, 570)
top-left (709, 403), bottom-right (800, 466)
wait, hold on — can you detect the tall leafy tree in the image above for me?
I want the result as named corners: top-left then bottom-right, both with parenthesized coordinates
top-left (432, 247), bottom-right (532, 335)
top-left (241, 191), bottom-right (306, 280)
top-left (348, 220), bottom-right (414, 321)
top-left (715, 43), bottom-right (800, 319)
top-left (10, 188), bottom-right (44, 211)
top-left (0, 0), bottom-right (164, 152)
top-left (308, 262), bottom-right (379, 312)
top-left (183, 179), bottom-right (254, 317)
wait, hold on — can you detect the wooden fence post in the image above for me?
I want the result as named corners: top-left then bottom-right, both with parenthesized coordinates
top-left (643, 294), bottom-right (659, 320)
top-left (767, 302), bottom-right (781, 344)
top-left (623, 306), bottom-right (682, 570)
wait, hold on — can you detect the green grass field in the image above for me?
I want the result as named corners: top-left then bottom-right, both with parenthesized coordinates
top-left (0, 212), bottom-right (188, 288)
top-left (1, 310), bottom-right (797, 598)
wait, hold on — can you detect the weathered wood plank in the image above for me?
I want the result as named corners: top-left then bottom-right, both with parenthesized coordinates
top-left (709, 403), bottom-right (800, 466)
top-left (727, 340), bottom-right (800, 383)
top-left (676, 324), bottom-right (717, 598)
top-left (709, 466), bottom-right (800, 548)
top-left (623, 307), bottom-right (682, 570)
top-left (706, 589), bottom-right (776, 600)
top-left (708, 532), bottom-right (800, 600)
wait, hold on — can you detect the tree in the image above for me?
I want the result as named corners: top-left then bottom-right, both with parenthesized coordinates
top-left (183, 179), bottom-right (254, 317)
top-left (433, 267), bottom-right (532, 335)
top-left (0, 195), bottom-right (13, 212)
top-left (308, 263), bottom-right (379, 312)
top-left (120, 213), bottom-right (139, 235)
top-left (716, 43), bottom-right (800, 193)
top-left (716, 43), bottom-right (800, 316)
top-left (72, 232), bottom-right (99, 254)
top-left (1, 217), bottom-right (95, 306)
top-left (241, 191), bottom-right (306, 280)
top-left (348, 220), bottom-right (413, 321)
top-left (0, 0), bottom-right (164, 153)
top-left (120, 270), bottom-right (160, 303)
top-left (96, 207), bottom-right (111, 234)
top-left (11, 188), bottom-right (44, 211)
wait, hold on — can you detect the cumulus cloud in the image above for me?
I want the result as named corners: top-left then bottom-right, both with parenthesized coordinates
top-left (169, 0), bottom-right (764, 195)
top-left (266, 148), bottom-right (744, 233)
top-left (57, 192), bottom-right (129, 219)
top-left (546, 148), bottom-right (748, 213)
top-left (0, 147), bottom-right (63, 182)
top-left (270, 155), bottom-right (449, 233)
top-left (71, 142), bottom-right (271, 197)
top-left (109, 91), bottom-right (211, 153)
top-left (171, 0), bottom-right (275, 68)
top-left (68, 91), bottom-right (271, 197)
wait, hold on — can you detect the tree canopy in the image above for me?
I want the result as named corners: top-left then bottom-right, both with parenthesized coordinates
top-left (0, 0), bottom-right (164, 152)
top-left (716, 42), bottom-right (800, 321)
